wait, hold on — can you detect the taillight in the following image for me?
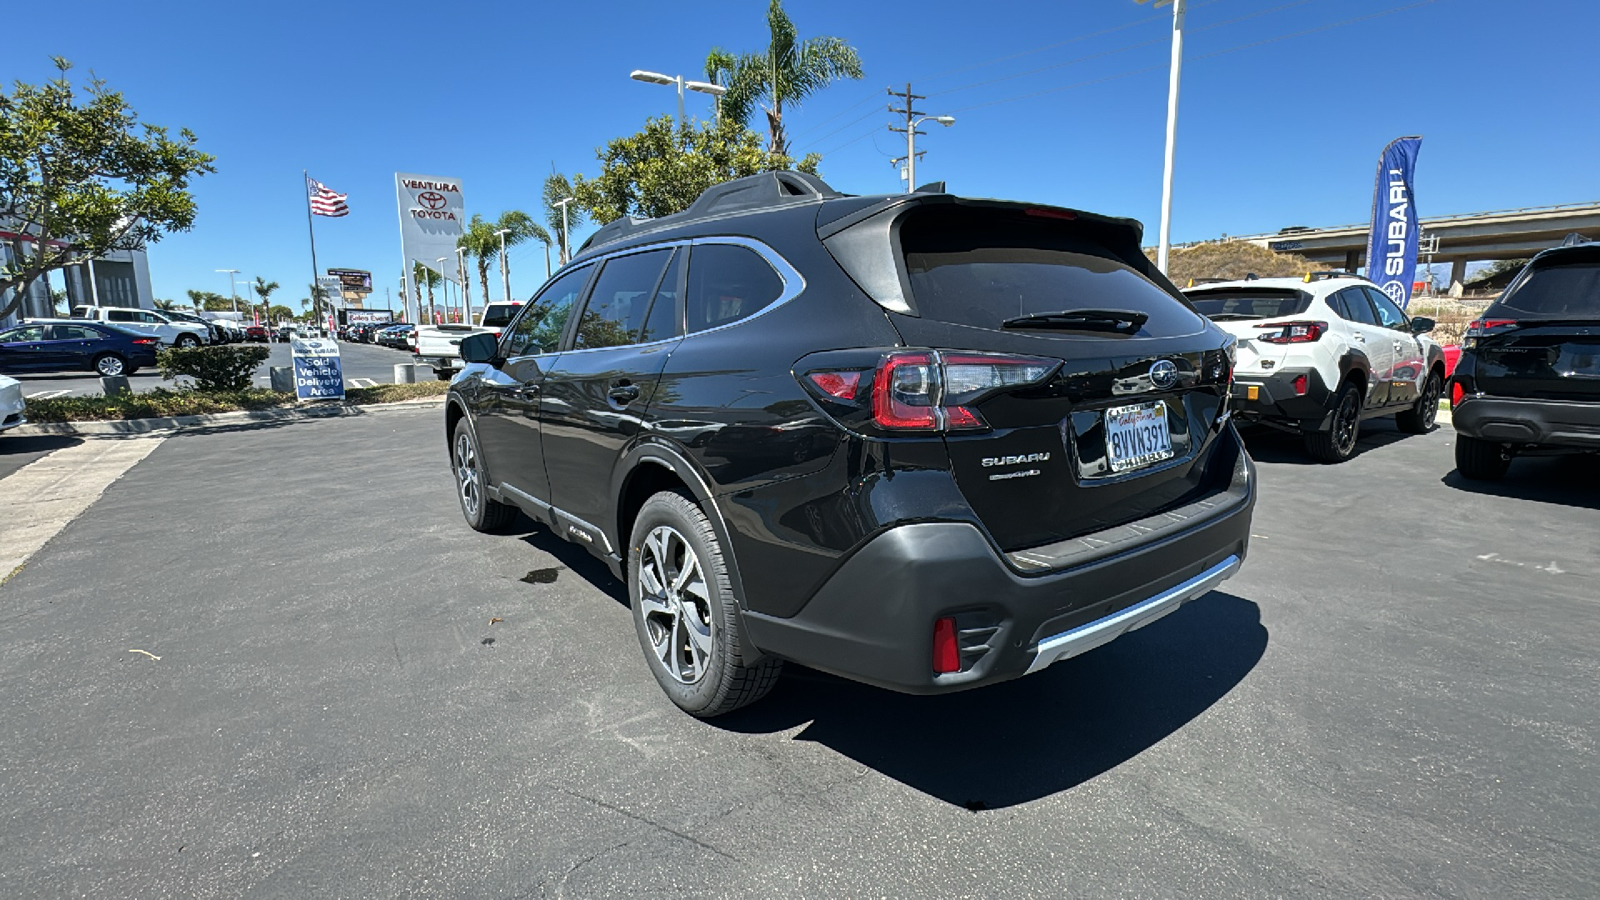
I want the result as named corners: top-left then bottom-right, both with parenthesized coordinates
top-left (133, 337), bottom-right (159, 345)
top-left (1463, 318), bottom-right (1517, 350)
top-left (1451, 380), bottom-right (1465, 408)
top-left (807, 349), bottom-right (1057, 434)
top-left (1254, 321), bottom-right (1327, 344)
top-left (932, 617), bottom-right (960, 674)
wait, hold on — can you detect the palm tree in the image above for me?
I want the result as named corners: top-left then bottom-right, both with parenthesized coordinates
top-left (493, 210), bottom-right (546, 301)
top-left (544, 173), bottom-right (584, 266)
top-left (413, 262), bottom-right (441, 323)
top-left (706, 0), bottom-right (863, 157)
top-left (252, 277), bottom-right (279, 327)
top-left (153, 298), bottom-right (177, 311)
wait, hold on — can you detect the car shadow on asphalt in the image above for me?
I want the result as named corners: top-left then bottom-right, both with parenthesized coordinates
top-left (512, 517), bottom-right (629, 606)
top-left (712, 590), bottom-right (1267, 810)
top-left (1441, 455), bottom-right (1600, 510)
top-left (0, 434), bottom-right (82, 454)
top-left (1238, 418), bottom-right (1418, 465)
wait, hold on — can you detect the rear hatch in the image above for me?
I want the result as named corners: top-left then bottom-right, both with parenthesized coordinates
top-left (1184, 286), bottom-right (1313, 374)
top-left (817, 199), bottom-right (1236, 553)
top-left (1469, 250), bottom-right (1600, 402)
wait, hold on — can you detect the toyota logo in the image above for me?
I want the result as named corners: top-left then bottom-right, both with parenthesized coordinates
top-left (418, 191), bottom-right (447, 211)
top-left (1149, 359), bottom-right (1178, 389)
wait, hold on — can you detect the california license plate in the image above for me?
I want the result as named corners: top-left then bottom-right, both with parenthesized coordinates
top-left (1105, 402), bottom-right (1174, 472)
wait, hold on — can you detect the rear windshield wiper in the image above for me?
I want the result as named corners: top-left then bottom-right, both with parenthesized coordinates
top-left (1002, 308), bottom-right (1149, 332)
top-left (1203, 312), bottom-right (1263, 321)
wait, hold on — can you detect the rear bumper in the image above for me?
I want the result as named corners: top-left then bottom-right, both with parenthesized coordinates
top-left (1229, 367), bottom-right (1334, 426)
top-left (414, 355), bottom-right (462, 371)
top-left (1452, 396), bottom-right (1600, 449)
top-left (740, 451), bottom-right (1255, 694)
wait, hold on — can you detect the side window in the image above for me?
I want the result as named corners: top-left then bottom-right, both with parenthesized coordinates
top-left (1364, 287), bottom-right (1409, 331)
top-left (1325, 292), bottom-right (1349, 319)
top-left (503, 265), bottom-right (592, 358)
top-left (573, 248), bottom-right (673, 350)
top-left (1338, 288), bottom-right (1378, 326)
top-left (639, 249), bottom-right (684, 343)
top-left (107, 309), bottom-right (136, 322)
top-left (685, 243), bottom-right (784, 333)
top-left (1, 326), bottom-right (45, 342)
top-left (49, 325), bottom-right (100, 341)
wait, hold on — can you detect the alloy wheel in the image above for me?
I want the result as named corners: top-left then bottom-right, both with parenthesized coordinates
top-left (637, 525), bottom-right (714, 684)
top-left (1333, 391), bottom-right (1359, 456)
top-left (97, 356), bottom-right (124, 377)
top-left (1419, 376), bottom-right (1441, 429)
top-left (453, 432), bottom-right (480, 518)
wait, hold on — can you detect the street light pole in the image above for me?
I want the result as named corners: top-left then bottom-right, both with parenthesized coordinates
top-left (554, 197), bottom-right (576, 265)
top-left (1138, 0), bottom-right (1186, 275)
top-left (455, 246), bottom-right (470, 323)
top-left (894, 114), bottom-right (955, 194)
top-left (495, 228), bottom-right (512, 304)
top-left (216, 268), bottom-right (241, 316)
top-left (434, 257), bottom-right (449, 325)
top-left (629, 70), bottom-right (726, 132)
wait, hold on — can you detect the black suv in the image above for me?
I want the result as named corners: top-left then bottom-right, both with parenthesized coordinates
top-left (445, 173), bottom-right (1255, 716)
top-left (1451, 242), bottom-right (1600, 479)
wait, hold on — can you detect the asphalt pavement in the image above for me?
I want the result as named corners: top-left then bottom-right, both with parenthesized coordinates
top-left (0, 411), bottom-right (1595, 898)
top-left (9, 339), bottom-right (421, 398)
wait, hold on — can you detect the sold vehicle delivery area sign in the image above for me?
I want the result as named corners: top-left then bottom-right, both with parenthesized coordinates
top-left (290, 338), bottom-right (344, 401)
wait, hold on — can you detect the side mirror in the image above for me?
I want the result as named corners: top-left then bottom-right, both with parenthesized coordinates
top-left (1409, 316), bottom-right (1436, 334)
top-left (459, 331), bottom-right (500, 364)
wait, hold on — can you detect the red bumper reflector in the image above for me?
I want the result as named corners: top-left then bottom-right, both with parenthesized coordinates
top-left (1292, 374), bottom-right (1308, 396)
top-left (1451, 381), bottom-right (1464, 408)
top-left (933, 617), bottom-right (960, 674)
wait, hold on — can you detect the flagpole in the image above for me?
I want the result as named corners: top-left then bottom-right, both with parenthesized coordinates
top-left (304, 169), bottom-right (323, 331)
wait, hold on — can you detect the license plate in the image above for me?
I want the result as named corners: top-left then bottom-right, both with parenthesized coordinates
top-left (1105, 401), bottom-right (1174, 473)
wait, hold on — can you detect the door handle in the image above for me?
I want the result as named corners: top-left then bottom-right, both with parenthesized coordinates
top-left (1352, 333), bottom-right (1366, 342)
top-left (608, 384), bottom-right (641, 405)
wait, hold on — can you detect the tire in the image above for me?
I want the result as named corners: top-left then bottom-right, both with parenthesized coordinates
top-left (436, 371), bottom-right (453, 381)
top-left (629, 491), bottom-right (781, 718)
top-left (93, 353), bottom-right (127, 377)
top-left (1455, 435), bottom-right (1511, 481)
top-left (1396, 371), bottom-right (1442, 434)
top-left (1304, 380), bottom-right (1363, 463)
top-left (451, 418), bottom-right (516, 532)
top-left (175, 334), bottom-right (201, 349)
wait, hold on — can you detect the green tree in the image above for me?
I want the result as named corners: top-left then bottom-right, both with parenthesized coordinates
top-left (186, 288), bottom-right (230, 312)
top-left (153, 298), bottom-right (177, 311)
top-left (0, 58), bottom-right (215, 320)
top-left (457, 210), bottom-right (546, 304)
top-left (573, 116), bottom-right (820, 225)
top-left (251, 277), bottom-right (278, 328)
top-left (267, 304), bottom-right (293, 322)
top-left (544, 173), bottom-right (585, 266)
top-left (706, 0), bottom-right (863, 157)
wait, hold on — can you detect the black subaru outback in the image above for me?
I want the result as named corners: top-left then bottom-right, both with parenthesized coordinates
top-left (445, 173), bottom-right (1255, 717)
top-left (1451, 241), bottom-right (1600, 479)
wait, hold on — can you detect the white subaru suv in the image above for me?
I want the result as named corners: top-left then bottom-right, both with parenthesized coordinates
top-left (1185, 273), bottom-right (1447, 462)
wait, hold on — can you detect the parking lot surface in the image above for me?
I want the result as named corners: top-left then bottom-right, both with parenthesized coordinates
top-left (10, 339), bottom-right (418, 398)
top-left (0, 411), bottom-right (1595, 898)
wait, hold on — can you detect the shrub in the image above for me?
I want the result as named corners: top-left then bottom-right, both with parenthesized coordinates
top-left (157, 345), bottom-right (270, 391)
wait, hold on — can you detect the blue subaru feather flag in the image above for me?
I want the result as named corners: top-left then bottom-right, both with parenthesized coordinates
top-left (1365, 136), bottom-right (1423, 309)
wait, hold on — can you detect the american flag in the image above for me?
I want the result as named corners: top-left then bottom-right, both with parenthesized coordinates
top-left (306, 176), bottom-right (349, 217)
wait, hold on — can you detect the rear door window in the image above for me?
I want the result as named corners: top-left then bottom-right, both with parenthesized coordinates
top-left (639, 249), bottom-right (684, 343)
top-left (49, 325), bottom-right (101, 341)
top-left (899, 209), bottom-right (1203, 336)
top-left (107, 310), bottom-right (136, 322)
top-left (1187, 290), bottom-right (1311, 320)
top-left (1494, 259), bottom-right (1600, 319)
top-left (685, 243), bottom-right (783, 333)
top-left (573, 248), bottom-right (674, 350)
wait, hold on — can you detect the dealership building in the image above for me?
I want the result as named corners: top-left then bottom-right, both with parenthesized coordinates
top-left (0, 222), bottom-right (155, 328)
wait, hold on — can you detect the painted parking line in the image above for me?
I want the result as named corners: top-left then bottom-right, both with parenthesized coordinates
top-left (0, 436), bottom-right (166, 581)
top-left (25, 390), bottom-right (72, 400)
top-left (348, 378), bottom-right (378, 388)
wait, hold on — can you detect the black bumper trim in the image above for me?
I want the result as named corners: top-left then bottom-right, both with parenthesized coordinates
top-left (1453, 396), bottom-right (1600, 448)
top-left (1230, 367), bottom-right (1334, 425)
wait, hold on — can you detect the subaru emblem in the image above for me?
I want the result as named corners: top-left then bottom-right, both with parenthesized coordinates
top-left (1149, 359), bottom-right (1178, 389)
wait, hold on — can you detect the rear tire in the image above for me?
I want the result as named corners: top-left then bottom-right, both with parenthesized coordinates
top-left (1396, 371), bottom-right (1442, 434)
top-left (93, 353), bottom-right (127, 377)
top-left (1455, 435), bottom-right (1511, 481)
top-left (629, 491), bottom-right (781, 718)
top-left (451, 418), bottom-right (516, 532)
top-left (1304, 380), bottom-right (1363, 463)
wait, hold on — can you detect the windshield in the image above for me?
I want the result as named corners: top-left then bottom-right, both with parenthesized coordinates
top-left (899, 208), bottom-right (1203, 338)
top-left (1493, 258), bottom-right (1600, 319)
top-left (1187, 289), bottom-right (1311, 320)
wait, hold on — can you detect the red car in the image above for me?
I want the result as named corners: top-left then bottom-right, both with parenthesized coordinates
top-left (245, 326), bottom-right (270, 343)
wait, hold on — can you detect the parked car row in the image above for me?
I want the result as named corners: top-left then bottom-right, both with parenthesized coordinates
top-left (0, 319), bottom-right (162, 377)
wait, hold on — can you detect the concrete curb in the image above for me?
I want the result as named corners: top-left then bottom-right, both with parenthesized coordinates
top-left (10, 397), bottom-right (446, 437)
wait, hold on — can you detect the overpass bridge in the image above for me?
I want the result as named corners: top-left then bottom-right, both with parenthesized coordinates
top-left (1231, 202), bottom-right (1600, 293)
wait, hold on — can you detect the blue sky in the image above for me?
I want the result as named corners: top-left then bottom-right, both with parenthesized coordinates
top-left (6, 0), bottom-right (1596, 310)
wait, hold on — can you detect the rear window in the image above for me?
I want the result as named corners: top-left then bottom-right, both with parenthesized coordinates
top-left (1187, 290), bottom-right (1311, 320)
top-left (899, 210), bottom-right (1203, 337)
top-left (1493, 259), bottom-right (1600, 319)
top-left (481, 304), bottom-right (520, 328)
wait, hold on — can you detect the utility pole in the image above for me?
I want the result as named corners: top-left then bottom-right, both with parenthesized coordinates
top-left (887, 83), bottom-right (925, 194)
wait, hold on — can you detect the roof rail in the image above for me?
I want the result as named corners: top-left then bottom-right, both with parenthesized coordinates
top-left (578, 172), bottom-right (844, 255)
top-left (1302, 270), bottom-right (1359, 282)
